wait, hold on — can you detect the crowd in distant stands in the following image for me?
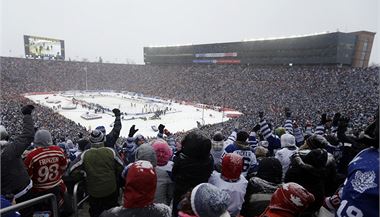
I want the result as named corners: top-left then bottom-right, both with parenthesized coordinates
top-left (0, 56), bottom-right (379, 217)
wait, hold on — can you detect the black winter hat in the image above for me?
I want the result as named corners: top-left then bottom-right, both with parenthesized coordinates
top-left (212, 131), bottom-right (224, 142)
top-left (303, 149), bottom-right (328, 169)
top-left (257, 157), bottom-right (283, 184)
top-left (306, 135), bottom-right (329, 149)
top-left (181, 132), bottom-right (211, 160)
top-left (236, 131), bottom-right (249, 142)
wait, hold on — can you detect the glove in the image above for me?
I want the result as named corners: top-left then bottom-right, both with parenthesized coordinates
top-left (252, 124), bottom-right (260, 132)
top-left (320, 113), bottom-right (327, 125)
top-left (332, 113), bottom-right (341, 127)
top-left (285, 107), bottom-right (292, 118)
top-left (258, 111), bottom-right (264, 120)
top-left (21, 105), bottom-right (35, 115)
top-left (112, 108), bottom-right (121, 117)
top-left (158, 124), bottom-right (165, 134)
top-left (128, 125), bottom-right (138, 137)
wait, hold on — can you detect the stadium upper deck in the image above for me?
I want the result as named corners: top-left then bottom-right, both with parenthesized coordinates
top-left (144, 31), bottom-right (375, 67)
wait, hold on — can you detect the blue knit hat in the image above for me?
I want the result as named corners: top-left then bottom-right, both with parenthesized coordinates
top-left (95, 126), bottom-right (106, 134)
top-left (190, 183), bottom-right (231, 217)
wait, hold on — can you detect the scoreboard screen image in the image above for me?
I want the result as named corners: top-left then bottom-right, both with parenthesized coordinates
top-left (24, 35), bottom-right (65, 60)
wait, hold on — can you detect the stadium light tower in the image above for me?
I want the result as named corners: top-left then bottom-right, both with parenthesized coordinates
top-left (84, 66), bottom-right (88, 91)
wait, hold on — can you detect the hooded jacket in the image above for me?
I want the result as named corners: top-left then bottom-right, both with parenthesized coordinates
top-left (100, 160), bottom-right (171, 217)
top-left (69, 142), bottom-right (124, 198)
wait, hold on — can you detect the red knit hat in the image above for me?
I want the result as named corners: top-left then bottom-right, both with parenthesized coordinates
top-left (221, 153), bottom-right (243, 181)
top-left (124, 160), bottom-right (157, 208)
top-left (259, 182), bottom-right (315, 217)
top-left (152, 139), bottom-right (173, 166)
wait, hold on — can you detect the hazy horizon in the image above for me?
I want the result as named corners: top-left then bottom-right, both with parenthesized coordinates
top-left (1, 0), bottom-right (379, 65)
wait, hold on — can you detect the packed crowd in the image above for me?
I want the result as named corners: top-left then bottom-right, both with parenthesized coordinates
top-left (0, 57), bottom-right (379, 217)
top-left (1, 103), bottom-right (378, 217)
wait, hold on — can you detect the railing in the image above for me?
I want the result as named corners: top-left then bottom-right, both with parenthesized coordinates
top-left (0, 193), bottom-right (58, 217)
top-left (73, 181), bottom-right (89, 217)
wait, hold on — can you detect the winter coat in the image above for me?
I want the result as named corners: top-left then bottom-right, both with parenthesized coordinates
top-left (208, 171), bottom-right (248, 217)
top-left (1, 115), bottom-right (34, 196)
top-left (154, 161), bottom-right (174, 205)
top-left (99, 204), bottom-right (171, 217)
top-left (284, 149), bottom-right (328, 216)
top-left (172, 151), bottom-right (213, 217)
top-left (275, 146), bottom-right (298, 180)
top-left (240, 177), bottom-right (280, 217)
top-left (69, 145), bottom-right (124, 198)
top-left (104, 116), bottom-right (122, 148)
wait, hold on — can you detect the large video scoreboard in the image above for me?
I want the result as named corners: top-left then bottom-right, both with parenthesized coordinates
top-left (24, 35), bottom-right (65, 60)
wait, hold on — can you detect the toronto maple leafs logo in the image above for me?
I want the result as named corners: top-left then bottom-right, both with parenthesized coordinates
top-left (351, 170), bottom-right (377, 193)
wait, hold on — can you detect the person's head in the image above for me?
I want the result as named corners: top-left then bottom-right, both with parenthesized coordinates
top-left (135, 143), bottom-right (157, 167)
top-left (77, 139), bottom-right (90, 152)
top-left (221, 153), bottom-right (243, 182)
top-left (189, 183), bottom-right (231, 217)
top-left (305, 135), bottom-right (329, 150)
top-left (124, 160), bottom-right (157, 208)
top-left (211, 131), bottom-right (224, 152)
top-left (151, 139), bottom-right (172, 166)
top-left (34, 129), bottom-right (53, 147)
top-left (281, 133), bottom-right (296, 148)
top-left (89, 129), bottom-right (106, 147)
top-left (236, 131), bottom-right (249, 143)
top-left (255, 146), bottom-right (269, 159)
top-left (181, 132), bottom-right (211, 160)
top-left (0, 125), bottom-right (9, 141)
top-left (358, 113), bottom-right (379, 148)
top-left (275, 127), bottom-right (286, 138)
top-left (257, 157), bottom-right (283, 184)
top-left (259, 182), bottom-right (315, 217)
top-left (135, 134), bottom-right (146, 145)
top-left (95, 125), bottom-right (106, 135)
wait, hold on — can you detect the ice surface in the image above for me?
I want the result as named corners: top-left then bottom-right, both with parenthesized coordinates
top-left (25, 91), bottom-right (236, 137)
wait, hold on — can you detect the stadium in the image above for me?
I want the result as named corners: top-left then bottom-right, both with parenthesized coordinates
top-left (1, 1), bottom-right (379, 217)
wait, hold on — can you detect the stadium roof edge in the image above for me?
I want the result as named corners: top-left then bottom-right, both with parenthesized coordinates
top-left (145, 30), bottom-right (375, 48)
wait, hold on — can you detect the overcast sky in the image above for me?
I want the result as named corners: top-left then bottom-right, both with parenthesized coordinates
top-left (1, 0), bottom-right (379, 64)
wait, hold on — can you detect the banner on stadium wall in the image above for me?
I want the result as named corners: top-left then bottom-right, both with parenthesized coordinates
top-left (195, 52), bottom-right (237, 58)
top-left (193, 59), bottom-right (241, 64)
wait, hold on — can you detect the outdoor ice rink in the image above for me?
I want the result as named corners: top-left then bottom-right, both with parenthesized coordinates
top-left (25, 91), bottom-right (241, 137)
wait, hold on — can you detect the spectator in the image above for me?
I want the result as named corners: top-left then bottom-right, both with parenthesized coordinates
top-left (258, 182), bottom-right (315, 217)
top-left (208, 153), bottom-right (248, 217)
top-left (69, 130), bottom-right (124, 217)
top-left (178, 183), bottom-right (230, 217)
top-left (172, 132), bottom-right (213, 217)
top-left (95, 108), bottom-right (122, 149)
top-left (151, 139), bottom-right (174, 206)
top-left (24, 129), bottom-right (70, 215)
top-left (100, 160), bottom-right (171, 217)
top-left (1, 105), bottom-right (35, 216)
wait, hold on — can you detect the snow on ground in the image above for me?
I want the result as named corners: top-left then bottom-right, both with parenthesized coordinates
top-left (25, 91), bottom-right (239, 137)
